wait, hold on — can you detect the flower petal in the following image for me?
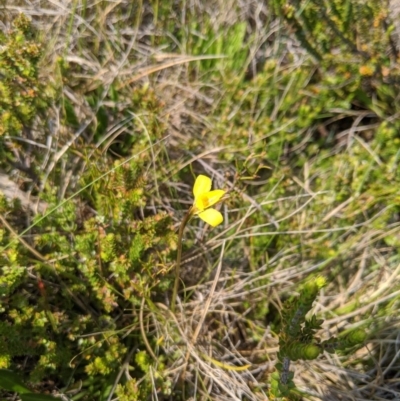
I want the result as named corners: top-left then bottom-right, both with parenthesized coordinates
top-left (195, 190), bottom-right (225, 211)
top-left (203, 189), bottom-right (225, 207)
top-left (193, 175), bottom-right (211, 198)
top-left (198, 208), bottom-right (223, 227)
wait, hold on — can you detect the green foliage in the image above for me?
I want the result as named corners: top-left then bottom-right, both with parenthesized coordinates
top-left (281, 277), bottom-right (326, 339)
top-left (135, 350), bottom-right (151, 373)
top-left (115, 379), bottom-right (141, 401)
top-left (272, 276), bottom-right (366, 399)
top-left (114, 368), bottom-right (172, 401)
top-left (0, 369), bottom-right (31, 394)
top-left (272, 0), bottom-right (386, 60)
top-left (0, 11), bottom-right (179, 397)
top-left (320, 331), bottom-right (367, 355)
top-left (0, 153), bottom-right (176, 397)
top-left (188, 19), bottom-right (249, 75)
top-left (0, 14), bottom-right (48, 137)
top-left (0, 369), bottom-right (59, 400)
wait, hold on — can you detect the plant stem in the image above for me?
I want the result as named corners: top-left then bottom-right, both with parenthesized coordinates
top-left (171, 208), bottom-right (192, 313)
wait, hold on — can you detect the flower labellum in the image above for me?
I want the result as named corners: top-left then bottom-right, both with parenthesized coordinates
top-left (192, 175), bottom-right (225, 227)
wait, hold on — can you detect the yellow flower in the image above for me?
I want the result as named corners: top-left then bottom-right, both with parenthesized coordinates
top-left (192, 175), bottom-right (225, 227)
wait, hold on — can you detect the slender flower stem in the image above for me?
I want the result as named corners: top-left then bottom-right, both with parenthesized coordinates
top-left (171, 208), bottom-right (193, 313)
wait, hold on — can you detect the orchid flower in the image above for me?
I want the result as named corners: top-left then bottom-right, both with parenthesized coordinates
top-left (192, 175), bottom-right (225, 227)
top-left (171, 174), bottom-right (226, 312)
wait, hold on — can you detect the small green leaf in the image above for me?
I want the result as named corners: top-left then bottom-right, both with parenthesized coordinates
top-left (0, 369), bottom-right (31, 394)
